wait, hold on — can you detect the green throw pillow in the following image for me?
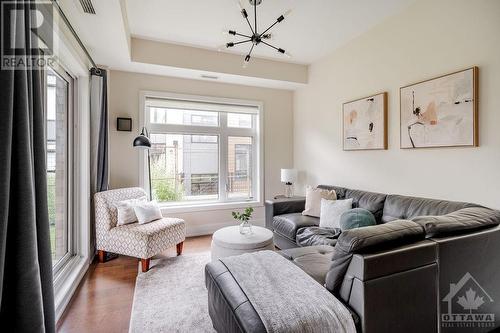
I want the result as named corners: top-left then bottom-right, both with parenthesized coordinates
top-left (339, 208), bottom-right (376, 231)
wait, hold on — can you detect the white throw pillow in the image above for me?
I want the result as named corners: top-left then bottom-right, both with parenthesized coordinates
top-left (319, 198), bottom-right (353, 229)
top-left (133, 201), bottom-right (163, 224)
top-left (115, 197), bottom-right (147, 226)
top-left (302, 186), bottom-right (337, 217)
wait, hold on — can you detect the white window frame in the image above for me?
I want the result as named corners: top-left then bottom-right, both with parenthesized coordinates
top-left (46, 58), bottom-right (90, 321)
top-left (48, 18), bottom-right (92, 321)
top-left (139, 91), bottom-right (264, 213)
top-left (45, 63), bottom-right (75, 276)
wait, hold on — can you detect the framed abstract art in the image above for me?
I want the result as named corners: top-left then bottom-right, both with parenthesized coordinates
top-left (343, 92), bottom-right (387, 151)
top-left (400, 67), bottom-right (478, 149)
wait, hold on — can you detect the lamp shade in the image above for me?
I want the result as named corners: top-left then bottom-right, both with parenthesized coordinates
top-left (133, 134), bottom-right (151, 148)
top-left (281, 168), bottom-right (297, 183)
top-left (133, 127), bottom-right (151, 149)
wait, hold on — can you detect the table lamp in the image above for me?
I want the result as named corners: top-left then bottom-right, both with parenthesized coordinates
top-left (281, 168), bottom-right (297, 198)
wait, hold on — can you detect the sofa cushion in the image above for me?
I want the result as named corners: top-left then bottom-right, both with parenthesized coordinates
top-left (382, 194), bottom-right (478, 223)
top-left (318, 186), bottom-right (387, 224)
top-left (412, 207), bottom-right (500, 237)
top-left (296, 227), bottom-right (341, 247)
top-left (319, 198), bottom-right (353, 228)
top-left (273, 213), bottom-right (319, 241)
top-left (280, 245), bottom-right (335, 285)
top-left (344, 189), bottom-right (387, 224)
top-left (339, 208), bottom-right (376, 231)
top-left (302, 186), bottom-right (337, 217)
top-left (318, 185), bottom-right (347, 199)
top-left (335, 220), bottom-right (425, 254)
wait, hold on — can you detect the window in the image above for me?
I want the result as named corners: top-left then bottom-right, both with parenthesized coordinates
top-left (150, 133), bottom-right (219, 202)
top-left (150, 107), bottom-right (218, 127)
top-left (227, 113), bottom-right (252, 128)
top-left (228, 137), bottom-right (253, 199)
top-left (143, 93), bottom-right (262, 206)
top-left (45, 65), bottom-right (74, 273)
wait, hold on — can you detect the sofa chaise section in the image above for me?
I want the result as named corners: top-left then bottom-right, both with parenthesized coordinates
top-left (205, 220), bottom-right (440, 333)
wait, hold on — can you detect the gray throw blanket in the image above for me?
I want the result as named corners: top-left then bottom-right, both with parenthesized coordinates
top-left (220, 251), bottom-right (356, 333)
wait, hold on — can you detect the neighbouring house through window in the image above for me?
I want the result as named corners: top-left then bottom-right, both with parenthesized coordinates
top-left (143, 94), bottom-right (262, 206)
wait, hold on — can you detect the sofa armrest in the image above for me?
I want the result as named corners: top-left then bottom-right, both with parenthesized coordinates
top-left (338, 240), bottom-right (438, 333)
top-left (264, 197), bottom-right (305, 230)
top-left (339, 240), bottom-right (437, 295)
top-left (325, 220), bottom-right (425, 293)
top-left (205, 261), bottom-right (266, 333)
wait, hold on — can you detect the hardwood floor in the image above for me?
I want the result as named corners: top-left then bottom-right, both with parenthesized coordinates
top-left (57, 235), bottom-right (212, 333)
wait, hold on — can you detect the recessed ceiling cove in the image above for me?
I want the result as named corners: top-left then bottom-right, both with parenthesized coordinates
top-left (125, 0), bottom-right (415, 64)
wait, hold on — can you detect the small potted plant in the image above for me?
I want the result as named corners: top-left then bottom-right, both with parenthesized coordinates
top-left (232, 207), bottom-right (254, 235)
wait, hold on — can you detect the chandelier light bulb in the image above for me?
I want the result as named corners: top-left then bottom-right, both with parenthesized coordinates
top-left (283, 9), bottom-right (293, 18)
top-left (243, 56), bottom-right (250, 68)
top-left (222, 29), bottom-right (237, 36)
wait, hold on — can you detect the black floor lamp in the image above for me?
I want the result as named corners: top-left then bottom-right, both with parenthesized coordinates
top-left (133, 127), bottom-right (152, 200)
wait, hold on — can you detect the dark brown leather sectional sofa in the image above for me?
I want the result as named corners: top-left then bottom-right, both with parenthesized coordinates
top-left (205, 185), bottom-right (500, 332)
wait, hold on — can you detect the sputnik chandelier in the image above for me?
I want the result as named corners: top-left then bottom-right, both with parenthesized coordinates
top-left (222, 0), bottom-right (292, 66)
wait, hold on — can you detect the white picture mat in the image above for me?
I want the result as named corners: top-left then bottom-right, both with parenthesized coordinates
top-left (343, 92), bottom-right (386, 150)
top-left (400, 68), bottom-right (476, 148)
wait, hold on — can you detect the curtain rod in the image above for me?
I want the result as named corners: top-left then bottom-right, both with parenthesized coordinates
top-left (51, 0), bottom-right (101, 74)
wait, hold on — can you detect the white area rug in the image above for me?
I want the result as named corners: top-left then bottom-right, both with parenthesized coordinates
top-left (129, 252), bottom-right (216, 333)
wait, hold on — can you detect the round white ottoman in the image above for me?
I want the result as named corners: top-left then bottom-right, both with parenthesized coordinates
top-left (211, 226), bottom-right (274, 261)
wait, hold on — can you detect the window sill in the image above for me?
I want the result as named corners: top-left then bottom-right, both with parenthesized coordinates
top-left (159, 200), bottom-right (263, 214)
top-left (54, 255), bottom-right (89, 321)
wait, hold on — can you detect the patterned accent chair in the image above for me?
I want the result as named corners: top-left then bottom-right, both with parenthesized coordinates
top-left (95, 187), bottom-right (186, 272)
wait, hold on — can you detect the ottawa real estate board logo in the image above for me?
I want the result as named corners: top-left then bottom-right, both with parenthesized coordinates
top-left (442, 272), bottom-right (495, 329)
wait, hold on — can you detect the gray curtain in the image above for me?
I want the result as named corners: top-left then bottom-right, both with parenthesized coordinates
top-left (90, 68), bottom-right (109, 253)
top-left (90, 68), bottom-right (109, 193)
top-left (0, 0), bottom-right (55, 331)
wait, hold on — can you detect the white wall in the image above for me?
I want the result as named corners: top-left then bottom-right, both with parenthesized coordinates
top-left (108, 70), bottom-right (293, 235)
top-left (294, 0), bottom-right (500, 209)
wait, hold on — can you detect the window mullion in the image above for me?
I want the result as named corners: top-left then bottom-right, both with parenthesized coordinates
top-left (149, 123), bottom-right (221, 134)
top-left (224, 128), bottom-right (254, 137)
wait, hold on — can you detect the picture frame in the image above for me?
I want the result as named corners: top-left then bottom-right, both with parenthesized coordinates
top-left (400, 67), bottom-right (478, 149)
top-left (117, 117), bottom-right (132, 131)
top-left (342, 92), bottom-right (388, 151)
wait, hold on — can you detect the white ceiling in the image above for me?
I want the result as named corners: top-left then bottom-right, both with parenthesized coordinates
top-left (58, 0), bottom-right (415, 89)
top-left (125, 0), bottom-right (414, 64)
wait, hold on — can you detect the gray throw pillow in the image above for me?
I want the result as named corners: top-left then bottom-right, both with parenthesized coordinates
top-left (339, 208), bottom-right (376, 231)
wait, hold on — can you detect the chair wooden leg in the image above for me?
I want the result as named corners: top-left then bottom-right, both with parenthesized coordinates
top-left (98, 250), bottom-right (106, 263)
top-left (141, 258), bottom-right (150, 272)
top-left (176, 242), bottom-right (184, 256)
